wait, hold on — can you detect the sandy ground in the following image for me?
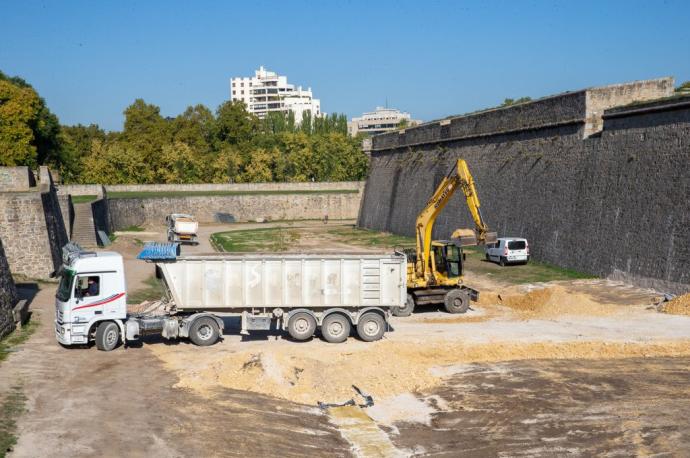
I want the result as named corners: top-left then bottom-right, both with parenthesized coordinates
top-left (3, 220), bottom-right (690, 456)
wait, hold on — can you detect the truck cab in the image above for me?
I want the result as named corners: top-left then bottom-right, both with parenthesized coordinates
top-left (55, 246), bottom-right (127, 347)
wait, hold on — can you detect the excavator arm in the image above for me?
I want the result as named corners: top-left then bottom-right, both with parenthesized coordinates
top-left (415, 159), bottom-right (497, 281)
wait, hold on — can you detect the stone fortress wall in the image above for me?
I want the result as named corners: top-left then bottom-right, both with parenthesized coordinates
top-left (358, 77), bottom-right (690, 293)
top-left (0, 237), bottom-right (18, 339)
top-left (0, 167), bottom-right (69, 280)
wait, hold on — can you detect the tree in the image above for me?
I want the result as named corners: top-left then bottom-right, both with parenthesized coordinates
top-left (80, 140), bottom-right (156, 184)
top-left (676, 81), bottom-right (690, 94)
top-left (214, 100), bottom-right (259, 146)
top-left (122, 99), bottom-right (170, 156)
top-left (0, 79), bottom-right (41, 166)
top-left (156, 142), bottom-right (206, 183)
top-left (171, 104), bottom-right (214, 154)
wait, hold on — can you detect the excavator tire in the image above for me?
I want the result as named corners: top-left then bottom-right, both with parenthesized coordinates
top-left (391, 294), bottom-right (415, 317)
top-left (444, 289), bottom-right (470, 314)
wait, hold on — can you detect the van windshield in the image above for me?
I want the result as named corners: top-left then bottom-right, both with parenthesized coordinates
top-left (56, 269), bottom-right (75, 302)
top-left (508, 241), bottom-right (526, 250)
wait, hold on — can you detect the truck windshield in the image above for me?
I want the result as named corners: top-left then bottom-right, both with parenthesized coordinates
top-left (56, 269), bottom-right (75, 302)
top-left (508, 241), bottom-right (526, 250)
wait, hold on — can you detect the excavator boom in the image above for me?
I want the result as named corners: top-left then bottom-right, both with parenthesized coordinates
top-left (414, 159), bottom-right (497, 281)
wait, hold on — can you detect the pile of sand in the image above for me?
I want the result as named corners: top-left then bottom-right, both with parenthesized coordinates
top-left (659, 293), bottom-right (690, 316)
top-left (498, 284), bottom-right (622, 319)
top-left (150, 339), bottom-right (690, 405)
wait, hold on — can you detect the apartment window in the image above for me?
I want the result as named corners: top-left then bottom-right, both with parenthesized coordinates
top-left (232, 90), bottom-right (236, 95)
top-left (241, 90), bottom-right (244, 95)
top-left (241, 82), bottom-right (244, 87)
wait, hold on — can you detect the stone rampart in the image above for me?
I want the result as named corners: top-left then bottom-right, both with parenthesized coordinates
top-left (0, 167), bottom-right (35, 191)
top-left (0, 168), bottom-right (68, 280)
top-left (359, 79), bottom-right (689, 293)
top-left (0, 237), bottom-right (17, 339)
top-left (59, 181), bottom-right (364, 195)
top-left (109, 191), bottom-right (362, 230)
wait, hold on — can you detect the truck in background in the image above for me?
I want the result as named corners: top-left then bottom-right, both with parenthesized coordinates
top-left (55, 243), bottom-right (406, 351)
top-left (166, 214), bottom-right (199, 245)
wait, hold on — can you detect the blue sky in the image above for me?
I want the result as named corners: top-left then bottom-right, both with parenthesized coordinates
top-left (1, 0), bottom-right (689, 131)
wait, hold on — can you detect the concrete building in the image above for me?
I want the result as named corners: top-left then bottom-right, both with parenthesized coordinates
top-left (348, 107), bottom-right (420, 136)
top-left (230, 66), bottom-right (321, 122)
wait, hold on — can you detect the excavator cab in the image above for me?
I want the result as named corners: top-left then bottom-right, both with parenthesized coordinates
top-left (431, 241), bottom-right (463, 281)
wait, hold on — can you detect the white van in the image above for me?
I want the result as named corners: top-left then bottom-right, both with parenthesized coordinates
top-left (485, 237), bottom-right (529, 266)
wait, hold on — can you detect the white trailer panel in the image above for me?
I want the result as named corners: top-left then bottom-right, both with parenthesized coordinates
top-left (158, 253), bottom-right (407, 311)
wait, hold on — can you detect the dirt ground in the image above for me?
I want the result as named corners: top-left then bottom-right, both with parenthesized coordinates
top-left (2, 221), bottom-right (690, 456)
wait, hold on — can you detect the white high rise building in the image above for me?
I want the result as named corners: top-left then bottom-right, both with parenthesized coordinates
top-left (230, 66), bottom-right (321, 122)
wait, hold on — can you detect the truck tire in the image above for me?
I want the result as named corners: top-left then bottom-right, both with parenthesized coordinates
top-left (499, 257), bottom-right (506, 267)
top-left (287, 312), bottom-right (316, 341)
top-left (189, 317), bottom-right (220, 346)
top-left (356, 312), bottom-right (386, 342)
top-left (95, 321), bottom-right (120, 351)
top-left (444, 289), bottom-right (470, 314)
top-left (321, 313), bottom-right (351, 343)
top-left (391, 293), bottom-right (415, 317)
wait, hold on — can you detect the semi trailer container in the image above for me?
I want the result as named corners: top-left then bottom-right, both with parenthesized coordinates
top-left (55, 243), bottom-right (407, 351)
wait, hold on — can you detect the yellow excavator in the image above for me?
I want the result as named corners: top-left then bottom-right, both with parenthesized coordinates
top-left (392, 159), bottom-right (497, 316)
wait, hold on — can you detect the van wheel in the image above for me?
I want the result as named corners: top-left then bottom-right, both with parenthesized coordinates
top-left (357, 312), bottom-right (386, 342)
top-left (485, 253), bottom-right (489, 261)
top-left (499, 257), bottom-right (506, 267)
top-left (321, 314), bottom-right (351, 343)
top-left (444, 289), bottom-right (470, 314)
top-left (287, 312), bottom-right (316, 341)
top-left (391, 294), bottom-right (415, 317)
top-left (189, 317), bottom-right (220, 346)
top-left (95, 321), bottom-right (120, 351)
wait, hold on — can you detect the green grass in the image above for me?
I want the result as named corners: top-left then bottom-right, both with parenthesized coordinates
top-left (108, 189), bottom-right (358, 199)
top-left (0, 385), bottom-right (26, 457)
top-left (127, 276), bottom-right (166, 304)
top-left (118, 225), bottom-right (145, 232)
top-left (211, 227), bottom-right (301, 252)
top-left (70, 195), bottom-right (98, 204)
top-left (325, 226), bottom-right (416, 248)
top-left (462, 246), bottom-right (595, 284)
top-left (0, 320), bottom-right (38, 364)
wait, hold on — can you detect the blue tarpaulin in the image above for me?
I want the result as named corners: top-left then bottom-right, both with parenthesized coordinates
top-left (137, 242), bottom-right (180, 261)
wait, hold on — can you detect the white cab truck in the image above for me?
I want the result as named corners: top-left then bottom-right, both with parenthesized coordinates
top-left (55, 243), bottom-right (406, 351)
top-left (166, 213), bottom-right (199, 245)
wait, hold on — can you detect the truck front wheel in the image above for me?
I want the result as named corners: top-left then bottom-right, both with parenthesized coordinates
top-left (95, 321), bottom-right (120, 351)
top-left (189, 317), bottom-right (220, 346)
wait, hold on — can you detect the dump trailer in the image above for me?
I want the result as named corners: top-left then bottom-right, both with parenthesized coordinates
top-left (55, 243), bottom-right (406, 351)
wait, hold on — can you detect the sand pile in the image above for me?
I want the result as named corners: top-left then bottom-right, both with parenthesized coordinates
top-left (659, 293), bottom-right (690, 316)
top-left (499, 284), bottom-right (622, 319)
top-left (150, 339), bottom-right (690, 405)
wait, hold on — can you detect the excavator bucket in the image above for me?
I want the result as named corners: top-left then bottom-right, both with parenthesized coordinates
top-left (484, 231), bottom-right (498, 245)
top-left (451, 228), bottom-right (477, 246)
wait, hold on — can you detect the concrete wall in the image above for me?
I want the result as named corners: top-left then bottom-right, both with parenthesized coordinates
top-left (0, 237), bottom-right (17, 339)
top-left (359, 80), bottom-right (689, 294)
top-left (0, 167), bottom-right (35, 191)
top-left (109, 192), bottom-right (362, 230)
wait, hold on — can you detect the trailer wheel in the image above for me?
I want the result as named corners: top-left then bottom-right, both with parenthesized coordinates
top-left (95, 321), bottom-right (120, 351)
top-left (321, 313), bottom-right (351, 343)
top-left (189, 317), bottom-right (220, 346)
top-left (444, 289), bottom-right (470, 314)
top-left (356, 312), bottom-right (386, 342)
top-left (391, 293), bottom-right (415, 317)
top-left (287, 312), bottom-right (316, 341)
